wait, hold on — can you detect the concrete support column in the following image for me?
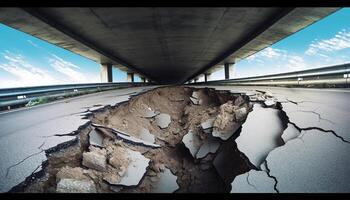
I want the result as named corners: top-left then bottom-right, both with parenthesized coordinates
top-left (127, 72), bottom-right (134, 82)
top-left (224, 63), bottom-right (235, 80)
top-left (204, 73), bottom-right (211, 82)
top-left (194, 78), bottom-right (198, 83)
top-left (140, 77), bottom-right (146, 83)
top-left (100, 63), bottom-right (113, 83)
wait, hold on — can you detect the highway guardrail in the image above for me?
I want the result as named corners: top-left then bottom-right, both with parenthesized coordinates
top-left (0, 82), bottom-right (149, 110)
top-left (190, 63), bottom-right (350, 87)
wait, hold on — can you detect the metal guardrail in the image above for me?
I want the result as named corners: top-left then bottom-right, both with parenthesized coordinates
top-left (191, 63), bottom-right (350, 87)
top-left (0, 82), bottom-right (150, 109)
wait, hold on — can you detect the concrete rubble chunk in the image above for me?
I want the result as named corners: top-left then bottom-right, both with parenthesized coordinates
top-left (182, 130), bottom-right (202, 158)
top-left (192, 91), bottom-right (200, 99)
top-left (103, 148), bottom-right (150, 187)
top-left (212, 101), bottom-right (242, 140)
top-left (95, 127), bottom-right (116, 139)
top-left (56, 166), bottom-right (89, 182)
top-left (264, 99), bottom-right (276, 107)
top-left (143, 107), bottom-right (159, 118)
top-left (89, 128), bottom-right (105, 148)
top-left (217, 99), bottom-right (250, 140)
top-left (118, 149), bottom-right (150, 186)
top-left (92, 124), bottom-right (160, 147)
top-left (56, 178), bottom-right (97, 193)
top-left (116, 131), bottom-right (161, 148)
top-left (196, 137), bottom-right (220, 159)
top-left (82, 148), bottom-right (107, 171)
top-left (139, 128), bottom-right (155, 144)
top-left (155, 113), bottom-right (171, 129)
top-left (189, 97), bottom-right (200, 105)
top-left (103, 173), bottom-right (122, 186)
top-left (235, 107), bottom-right (248, 122)
top-left (265, 91), bottom-right (273, 98)
top-left (201, 118), bottom-right (215, 133)
top-left (108, 146), bottom-right (131, 177)
top-left (151, 168), bottom-right (179, 193)
top-left (234, 96), bottom-right (245, 106)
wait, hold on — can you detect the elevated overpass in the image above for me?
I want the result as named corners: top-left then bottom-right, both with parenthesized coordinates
top-left (1, 7), bottom-right (349, 193)
top-left (0, 7), bottom-right (339, 83)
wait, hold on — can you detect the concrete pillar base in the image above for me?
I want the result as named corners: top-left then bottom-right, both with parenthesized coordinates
top-left (127, 73), bottom-right (134, 82)
top-left (100, 63), bottom-right (113, 82)
top-left (204, 73), bottom-right (211, 82)
top-left (224, 63), bottom-right (235, 80)
top-left (141, 77), bottom-right (146, 83)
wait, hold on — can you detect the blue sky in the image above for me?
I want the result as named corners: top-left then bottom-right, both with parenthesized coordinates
top-left (1, 8), bottom-right (350, 88)
top-left (209, 7), bottom-right (350, 80)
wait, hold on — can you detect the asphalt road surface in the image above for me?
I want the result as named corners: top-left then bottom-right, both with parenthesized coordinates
top-left (0, 86), bottom-right (157, 192)
top-left (1, 85), bottom-right (350, 192)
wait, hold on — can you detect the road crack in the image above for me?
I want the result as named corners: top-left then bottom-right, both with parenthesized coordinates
top-left (6, 141), bottom-right (46, 178)
top-left (263, 161), bottom-right (279, 193)
top-left (246, 171), bottom-right (258, 191)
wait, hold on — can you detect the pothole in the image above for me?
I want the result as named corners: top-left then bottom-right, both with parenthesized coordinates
top-left (9, 86), bottom-right (258, 193)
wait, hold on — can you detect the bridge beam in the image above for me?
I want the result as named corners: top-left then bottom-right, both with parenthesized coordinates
top-left (204, 73), bottom-right (211, 82)
top-left (100, 63), bottom-right (113, 83)
top-left (224, 63), bottom-right (235, 80)
top-left (127, 72), bottom-right (134, 82)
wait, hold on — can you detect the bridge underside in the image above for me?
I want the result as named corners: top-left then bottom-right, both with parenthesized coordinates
top-left (0, 7), bottom-right (339, 84)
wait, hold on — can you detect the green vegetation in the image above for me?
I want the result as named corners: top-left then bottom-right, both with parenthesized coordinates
top-left (25, 87), bottom-right (119, 108)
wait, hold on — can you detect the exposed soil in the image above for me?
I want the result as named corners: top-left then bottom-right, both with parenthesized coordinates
top-left (11, 86), bottom-right (256, 193)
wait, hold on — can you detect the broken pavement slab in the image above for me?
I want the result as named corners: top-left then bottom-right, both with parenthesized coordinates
top-left (155, 113), bottom-right (171, 129)
top-left (200, 118), bottom-right (215, 134)
top-left (151, 168), bottom-right (179, 193)
top-left (138, 128), bottom-right (156, 144)
top-left (142, 107), bottom-right (159, 118)
top-left (230, 170), bottom-right (276, 193)
top-left (196, 136), bottom-right (220, 159)
top-left (91, 124), bottom-right (160, 148)
top-left (117, 149), bottom-right (150, 186)
top-left (236, 104), bottom-right (285, 168)
top-left (263, 99), bottom-right (276, 107)
top-left (182, 130), bottom-right (202, 158)
top-left (89, 129), bottom-right (105, 148)
top-left (189, 97), bottom-right (201, 105)
top-left (191, 91), bottom-right (200, 99)
top-left (116, 131), bottom-right (161, 148)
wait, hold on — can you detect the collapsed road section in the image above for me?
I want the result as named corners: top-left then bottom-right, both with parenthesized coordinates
top-left (8, 86), bottom-right (350, 193)
top-left (9, 86), bottom-right (260, 193)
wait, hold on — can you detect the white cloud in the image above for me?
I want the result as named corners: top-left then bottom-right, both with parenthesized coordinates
top-left (0, 51), bottom-right (58, 88)
top-left (305, 29), bottom-right (350, 55)
top-left (48, 54), bottom-right (88, 83)
top-left (27, 40), bottom-right (40, 49)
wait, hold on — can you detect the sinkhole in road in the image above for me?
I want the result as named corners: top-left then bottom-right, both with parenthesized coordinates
top-left (12, 86), bottom-right (287, 193)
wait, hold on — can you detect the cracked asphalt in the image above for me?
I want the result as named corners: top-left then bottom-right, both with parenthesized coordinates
top-left (1, 85), bottom-right (350, 193)
top-left (0, 86), bottom-right (157, 192)
top-left (194, 85), bottom-right (350, 193)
